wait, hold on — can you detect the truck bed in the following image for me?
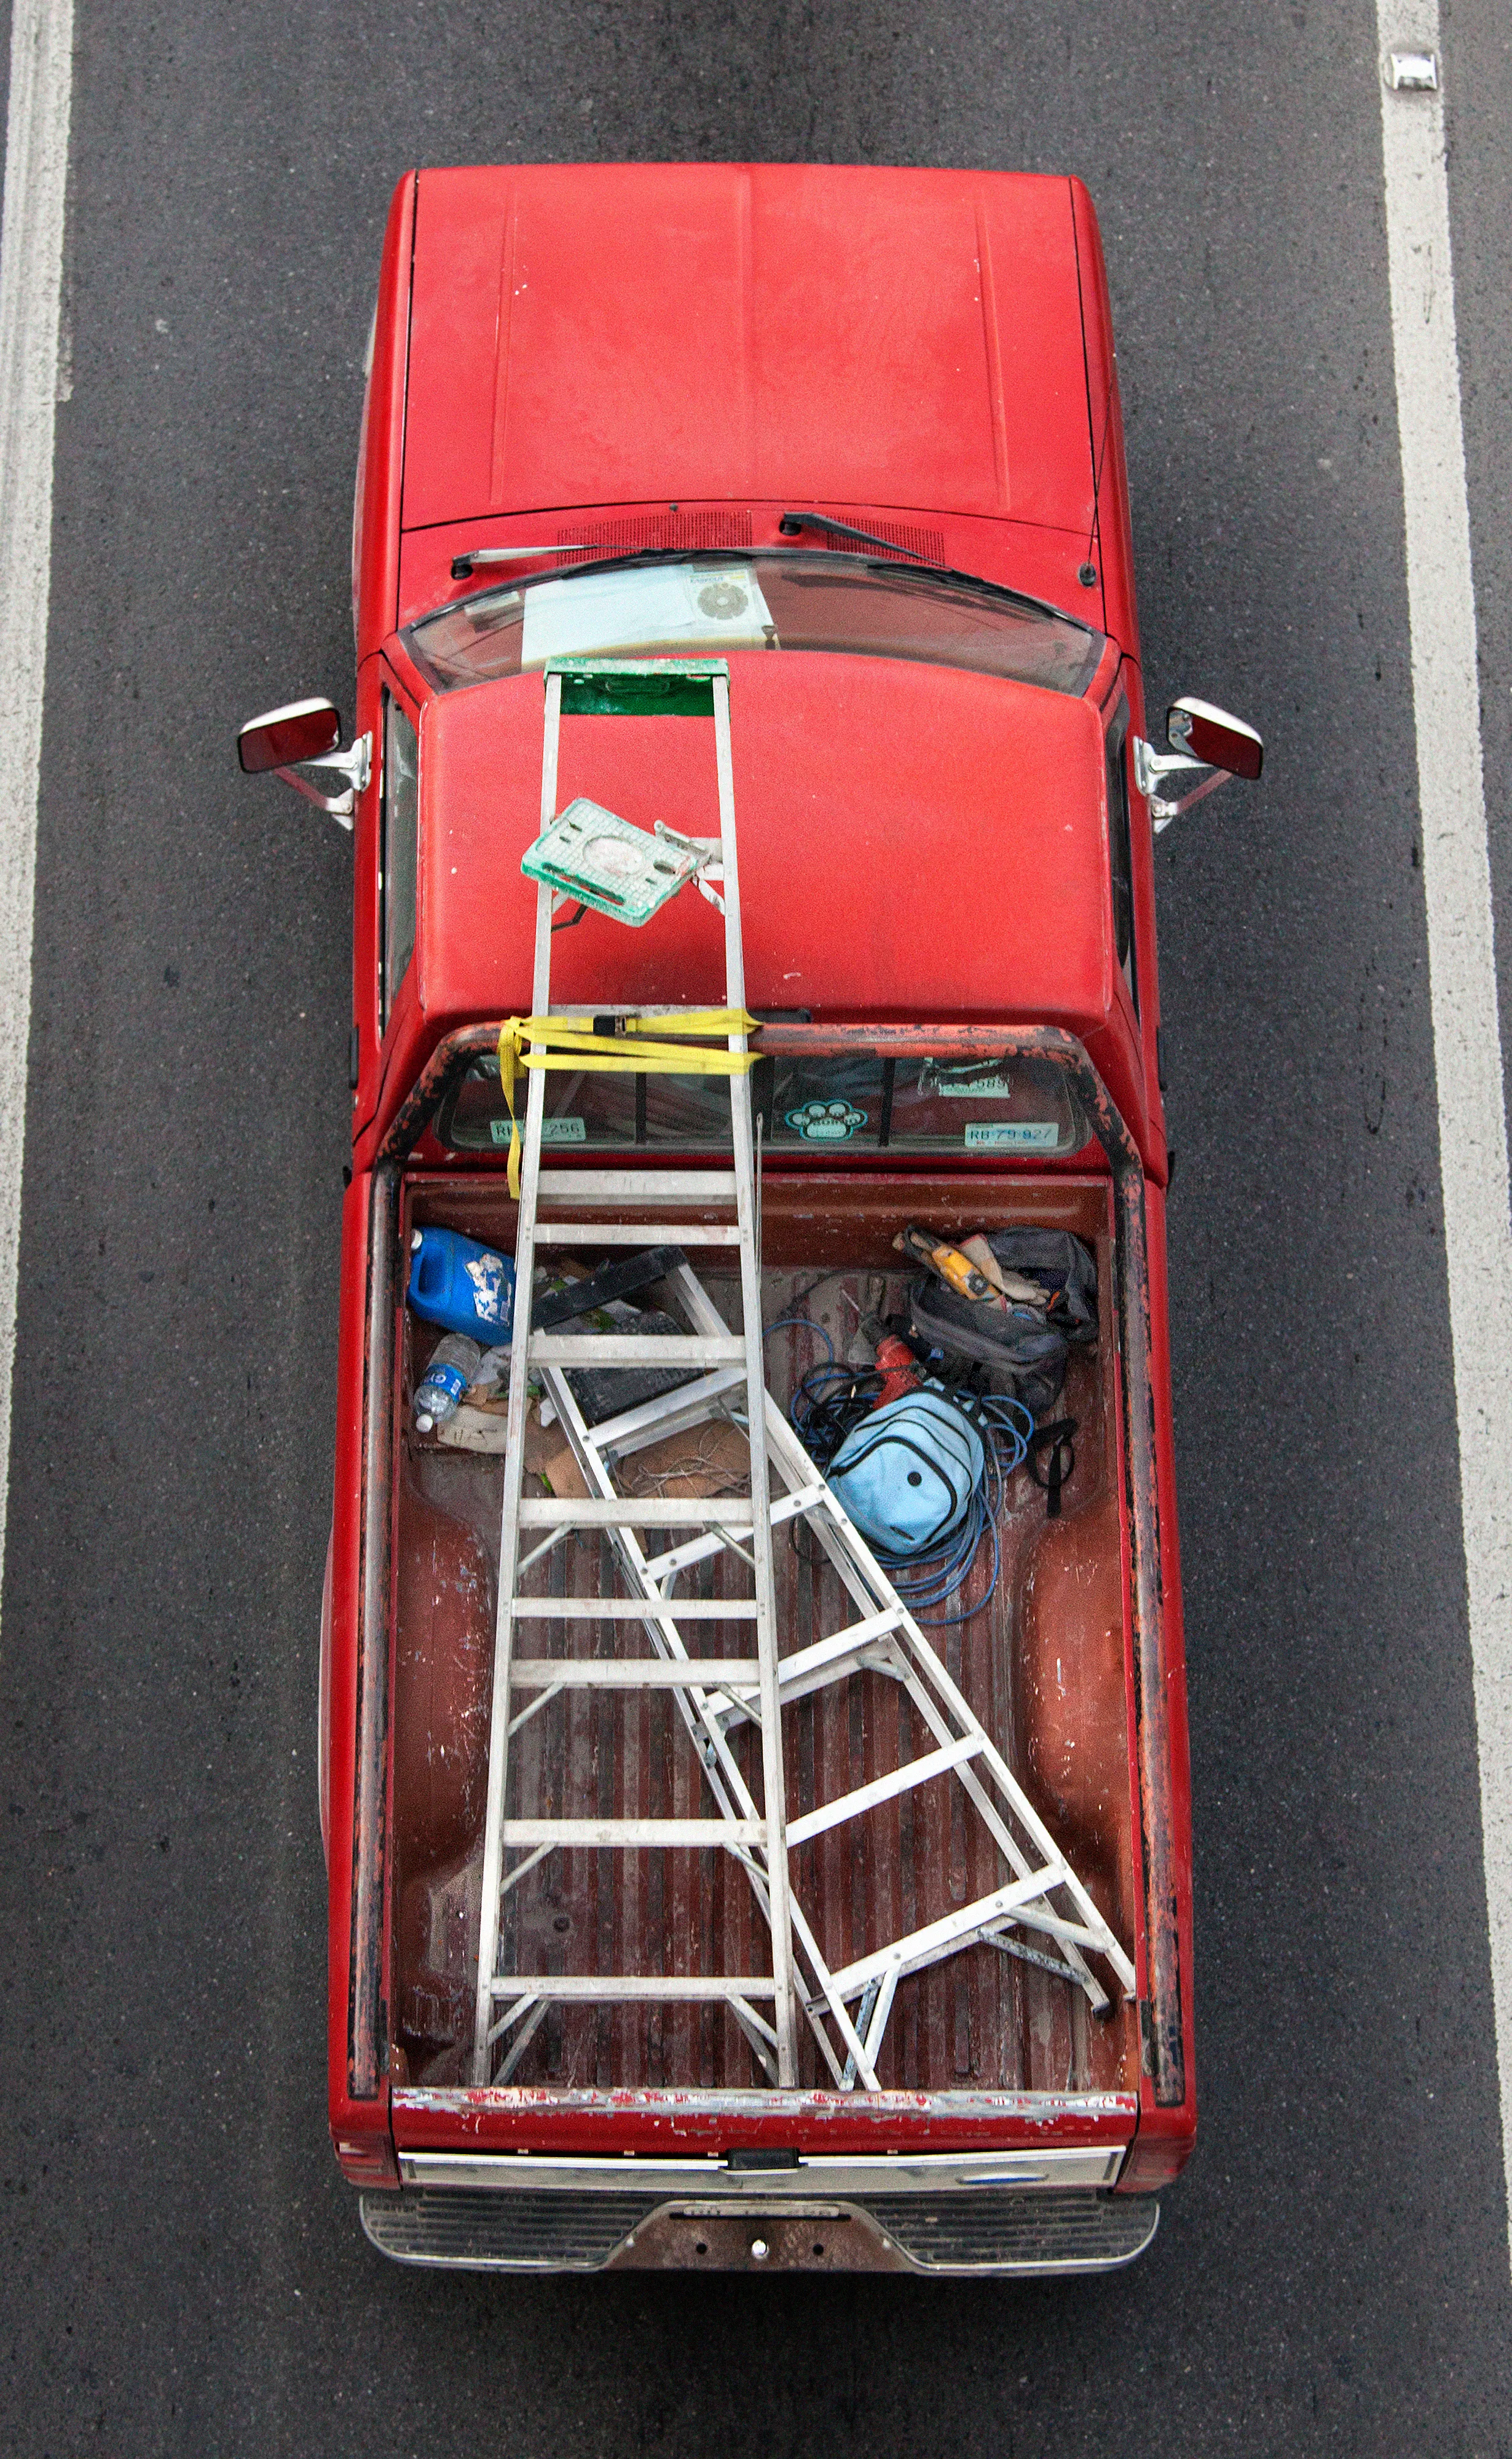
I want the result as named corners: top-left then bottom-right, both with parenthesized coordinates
top-left (387, 1175), bottom-right (1141, 2104)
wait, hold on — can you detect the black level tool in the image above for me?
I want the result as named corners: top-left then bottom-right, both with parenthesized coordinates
top-left (532, 1244), bottom-right (688, 1331)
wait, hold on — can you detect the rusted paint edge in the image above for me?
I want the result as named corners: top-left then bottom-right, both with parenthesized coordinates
top-left (395, 2083), bottom-right (1137, 2123)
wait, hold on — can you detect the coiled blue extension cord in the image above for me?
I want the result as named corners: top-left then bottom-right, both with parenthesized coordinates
top-left (763, 1317), bottom-right (1034, 1626)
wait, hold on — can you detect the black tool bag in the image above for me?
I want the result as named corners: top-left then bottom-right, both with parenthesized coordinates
top-left (905, 1233), bottom-right (1098, 1416)
top-left (984, 1231), bottom-right (1098, 1342)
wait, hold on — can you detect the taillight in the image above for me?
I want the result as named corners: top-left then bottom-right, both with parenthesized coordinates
top-left (335, 2132), bottom-right (399, 2188)
top-left (1114, 2128), bottom-right (1192, 2193)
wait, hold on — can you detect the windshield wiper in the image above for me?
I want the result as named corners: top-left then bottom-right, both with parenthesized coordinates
top-left (778, 508), bottom-right (940, 562)
top-left (776, 511), bottom-right (1092, 632)
top-left (450, 542), bottom-right (594, 580)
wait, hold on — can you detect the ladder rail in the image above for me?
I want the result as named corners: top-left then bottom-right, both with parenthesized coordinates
top-left (712, 671), bottom-right (800, 2085)
top-left (470, 673), bottom-right (564, 2085)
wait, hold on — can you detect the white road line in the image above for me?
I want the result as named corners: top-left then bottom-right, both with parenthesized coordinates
top-left (0, 0), bottom-right (72, 1621)
top-left (1377, 4), bottom-right (1512, 2248)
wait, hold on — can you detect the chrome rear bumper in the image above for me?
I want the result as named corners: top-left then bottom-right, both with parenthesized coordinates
top-left (360, 2184), bottom-right (1159, 2276)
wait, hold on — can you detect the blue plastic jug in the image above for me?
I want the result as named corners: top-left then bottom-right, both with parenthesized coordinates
top-left (408, 1227), bottom-right (515, 1346)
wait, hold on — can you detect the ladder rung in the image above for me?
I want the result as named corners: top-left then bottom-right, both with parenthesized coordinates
top-left (528, 1333), bottom-right (746, 1365)
top-left (490, 1975), bottom-right (777, 2001)
top-left (502, 1818), bottom-right (768, 1848)
top-left (506, 1595), bottom-right (760, 1619)
top-left (534, 1223), bottom-right (743, 1245)
top-left (642, 1481), bottom-right (824, 1582)
top-left (776, 1611), bottom-right (907, 1692)
top-left (519, 1496), bottom-right (757, 1526)
top-left (827, 1870), bottom-right (1073, 1999)
top-left (786, 1736), bottom-right (986, 1849)
top-left (576, 1368), bottom-right (746, 1454)
top-left (537, 1169), bottom-right (738, 1204)
top-left (511, 1659), bottom-right (763, 1689)
top-left (703, 1611), bottom-right (910, 1718)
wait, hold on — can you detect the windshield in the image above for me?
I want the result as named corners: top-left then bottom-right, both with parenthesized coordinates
top-left (404, 551), bottom-right (1104, 699)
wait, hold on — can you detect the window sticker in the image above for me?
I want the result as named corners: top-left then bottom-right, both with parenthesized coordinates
top-left (490, 1115), bottom-right (588, 1146)
top-left (784, 1099), bottom-right (867, 1143)
top-left (964, 1121), bottom-right (1061, 1151)
top-left (922, 1065), bottom-right (1015, 1099)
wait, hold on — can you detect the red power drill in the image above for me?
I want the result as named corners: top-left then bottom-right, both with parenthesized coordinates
top-left (862, 1313), bottom-right (922, 1408)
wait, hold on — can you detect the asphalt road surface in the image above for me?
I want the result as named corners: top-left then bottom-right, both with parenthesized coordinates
top-left (3, 4), bottom-right (1512, 2453)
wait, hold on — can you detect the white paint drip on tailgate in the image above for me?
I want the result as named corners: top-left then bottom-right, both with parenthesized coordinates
top-left (1377, 3), bottom-right (1512, 2256)
top-left (0, 0), bottom-right (73, 1624)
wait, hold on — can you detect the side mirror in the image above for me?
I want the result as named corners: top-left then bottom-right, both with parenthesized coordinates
top-left (237, 697), bottom-right (342, 773)
top-left (1166, 696), bottom-right (1263, 782)
top-left (237, 697), bottom-right (370, 830)
top-left (1133, 694), bottom-right (1264, 834)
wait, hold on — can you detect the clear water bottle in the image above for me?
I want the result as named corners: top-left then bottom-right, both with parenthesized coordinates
top-left (413, 1333), bottom-right (483, 1431)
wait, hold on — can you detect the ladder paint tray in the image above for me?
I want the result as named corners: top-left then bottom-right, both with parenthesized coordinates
top-left (522, 797), bottom-right (699, 926)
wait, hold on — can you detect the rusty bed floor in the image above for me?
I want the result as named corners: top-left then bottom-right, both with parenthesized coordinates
top-left (392, 1265), bottom-right (1135, 2099)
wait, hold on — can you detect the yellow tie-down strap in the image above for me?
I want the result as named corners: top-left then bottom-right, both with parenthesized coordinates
top-left (495, 1010), bottom-right (761, 1198)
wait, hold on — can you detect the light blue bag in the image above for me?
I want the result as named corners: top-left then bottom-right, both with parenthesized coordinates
top-left (827, 1391), bottom-right (985, 1557)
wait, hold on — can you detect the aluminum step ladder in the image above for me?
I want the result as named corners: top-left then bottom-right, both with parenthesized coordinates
top-left (471, 655), bottom-right (804, 2087)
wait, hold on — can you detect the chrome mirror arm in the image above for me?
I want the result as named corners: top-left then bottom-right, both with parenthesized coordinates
top-left (1132, 735), bottom-right (1235, 835)
top-left (272, 732), bottom-right (371, 831)
top-left (1150, 766), bottom-right (1234, 833)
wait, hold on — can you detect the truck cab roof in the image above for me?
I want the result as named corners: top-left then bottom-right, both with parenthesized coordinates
top-left (410, 647), bottom-right (1119, 1035)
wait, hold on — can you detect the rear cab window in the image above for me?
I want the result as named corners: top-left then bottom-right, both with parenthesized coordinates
top-left (438, 1043), bottom-right (1089, 1159)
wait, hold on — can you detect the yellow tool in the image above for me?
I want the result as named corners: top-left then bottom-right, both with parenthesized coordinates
top-left (892, 1223), bottom-right (1006, 1308)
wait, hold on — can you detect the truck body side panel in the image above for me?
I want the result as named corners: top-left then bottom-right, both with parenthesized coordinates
top-left (328, 1170), bottom-right (398, 2183)
top-left (1121, 1175), bottom-right (1196, 2179)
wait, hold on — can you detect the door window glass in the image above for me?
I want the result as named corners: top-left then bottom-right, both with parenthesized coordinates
top-left (380, 692), bottom-right (419, 1029)
top-left (1106, 701), bottom-right (1138, 1012)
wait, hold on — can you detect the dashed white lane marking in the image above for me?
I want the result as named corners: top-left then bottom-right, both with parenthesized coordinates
top-left (0, 0), bottom-right (73, 1628)
top-left (1377, 2), bottom-right (1512, 2251)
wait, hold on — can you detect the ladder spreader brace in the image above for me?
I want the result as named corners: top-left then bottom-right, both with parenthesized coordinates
top-left (469, 656), bottom-right (1136, 2092)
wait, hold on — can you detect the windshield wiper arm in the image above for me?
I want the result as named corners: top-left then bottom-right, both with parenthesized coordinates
top-left (450, 543), bottom-right (593, 580)
top-left (778, 509), bottom-right (937, 561)
top-left (775, 511), bottom-right (1092, 631)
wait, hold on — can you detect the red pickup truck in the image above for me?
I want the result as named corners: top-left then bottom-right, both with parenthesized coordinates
top-left (241, 164), bottom-right (1259, 2275)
